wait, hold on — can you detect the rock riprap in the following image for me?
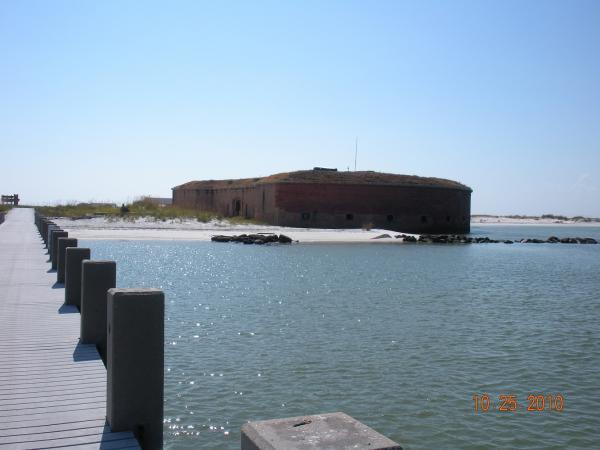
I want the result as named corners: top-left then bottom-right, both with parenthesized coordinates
top-left (395, 234), bottom-right (598, 245)
top-left (211, 233), bottom-right (294, 245)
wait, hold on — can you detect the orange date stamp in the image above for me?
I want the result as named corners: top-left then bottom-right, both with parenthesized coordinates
top-left (473, 393), bottom-right (564, 413)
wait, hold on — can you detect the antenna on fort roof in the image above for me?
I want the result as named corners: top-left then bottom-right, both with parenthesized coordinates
top-left (354, 137), bottom-right (358, 171)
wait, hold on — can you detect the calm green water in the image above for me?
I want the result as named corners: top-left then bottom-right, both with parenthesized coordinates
top-left (84, 226), bottom-right (600, 449)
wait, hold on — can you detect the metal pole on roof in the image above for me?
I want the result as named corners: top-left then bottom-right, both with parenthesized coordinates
top-left (354, 137), bottom-right (358, 171)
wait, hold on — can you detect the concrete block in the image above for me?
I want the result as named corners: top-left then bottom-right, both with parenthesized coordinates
top-left (51, 230), bottom-right (67, 268)
top-left (45, 223), bottom-right (56, 247)
top-left (64, 247), bottom-right (91, 308)
top-left (57, 237), bottom-right (77, 283)
top-left (41, 220), bottom-right (49, 244)
top-left (241, 412), bottom-right (402, 450)
top-left (107, 288), bottom-right (164, 450)
top-left (81, 260), bottom-right (116, 362)
top-left (47, 226), bottom-right (60, 255)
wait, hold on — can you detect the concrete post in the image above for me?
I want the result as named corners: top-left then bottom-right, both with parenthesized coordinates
top-left (107, 289), bottom-right (164, 450)
top-left (241, 412), bottom-right (402, 450)
top-left (64, 247), bottom-right (91, 308)
top-left (81, 260), bottom-right (116, 362)
top-left (41, 219), bottom-right (56, 248)
top-left (47, 226), bottom-right (60, 255)
top-left (50, 230), bottom-right (67, 268)
top-left (57, 237), bottom-right (77, 283)
top-left (41, 220), bottom-right (49, 244)
top-left (44, 222), bottom-right (52, 241)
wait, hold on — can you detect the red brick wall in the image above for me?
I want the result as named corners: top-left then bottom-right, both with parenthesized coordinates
top-left (173, 182), bottom-right (471, 233)
top-left (272, 183), bottom-right (471, 233)
top-left (173, 185), bottom-right (278, 221)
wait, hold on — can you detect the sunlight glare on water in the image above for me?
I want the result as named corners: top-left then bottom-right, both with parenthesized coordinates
top-left (85, 226), bottom-right (600, 449)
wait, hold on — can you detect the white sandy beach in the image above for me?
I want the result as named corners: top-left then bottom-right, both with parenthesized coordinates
top-left (50, 215), bottom-right (600, 243)
top-left (53, 217), bottom-right (412, 243)
top-left (471, 215), bottom-right (600, 225)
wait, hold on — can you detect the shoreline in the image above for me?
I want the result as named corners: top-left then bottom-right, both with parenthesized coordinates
top-left (50, 216), bottom-right (600, 243)
top-left (53, 217), bottom-right (413, 243)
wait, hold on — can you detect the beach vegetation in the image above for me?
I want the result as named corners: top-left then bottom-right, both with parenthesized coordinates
top-left (34, 197), bottom-right (263, 224)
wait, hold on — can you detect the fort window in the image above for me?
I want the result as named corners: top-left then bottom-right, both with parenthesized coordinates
top-left (387, 215), bottom-right (394, 222)
top-left (301, 212), bottom-right (310, 220)
top-left (346, 213), bottom-right (354, 221)
top-left (421, 215), bottom-right (427, 224)
top-left (446, 216), bottom-right (451, 222)
top-left (233, 199), bottom-right (241, 216)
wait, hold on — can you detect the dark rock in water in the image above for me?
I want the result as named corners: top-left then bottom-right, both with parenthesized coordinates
top-left (504, 240), bottom-right (513, 244)
top-left (575, 237), bottom-right (598, 244)
top-left (547, 236), bottom-right (560, 243)
top-left (521, 238), bottom-right (544, 244)
top-left (211, 235), bottom-right (232, 242)
top-left (404, 235), bottom-right (417, 242)
top-left (372, 234), bottom-right (391, 239)
top-left (560, 237), bottom-right (577, 244)
top-left (278, 234), bottom-right (292, 244)
top-left (212, 233), bottom-right (293, 245)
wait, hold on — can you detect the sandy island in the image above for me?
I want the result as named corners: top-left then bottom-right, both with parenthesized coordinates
top-left (471, 215), bottom-right (600, 226)
top-left (53, 217), bottom-right (413, 243)
top-left (51, 215), bottom-right (599, 243)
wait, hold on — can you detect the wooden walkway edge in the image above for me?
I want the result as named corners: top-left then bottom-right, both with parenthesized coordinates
top-left (0, 208), bottom-right (140, 449)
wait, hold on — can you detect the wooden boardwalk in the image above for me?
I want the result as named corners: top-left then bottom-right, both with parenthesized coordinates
top-left (0, 209), bottom-right (140, 449)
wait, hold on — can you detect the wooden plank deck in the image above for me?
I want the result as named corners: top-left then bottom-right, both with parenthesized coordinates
top-left (0, 208), bottom-right (140, 449)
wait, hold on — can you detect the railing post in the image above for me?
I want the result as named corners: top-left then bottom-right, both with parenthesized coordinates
top-left (57, 237), bottom-right (77, 283)
top-left (41, 220), bottom-right (49, 243)
top-left (45, 223), bottom-right (57, 247)
top-left (80, 260), bottom-right (116, 362)
top-left (51, 230), bottom-right (68, 269)
top-left (64, 247), bottom-right (91, 308)
top-left (107, 288), bottom-right (164, 450)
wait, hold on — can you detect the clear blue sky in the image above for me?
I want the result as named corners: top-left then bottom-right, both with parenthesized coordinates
top-left (1, 0), bottom-right (599, 215)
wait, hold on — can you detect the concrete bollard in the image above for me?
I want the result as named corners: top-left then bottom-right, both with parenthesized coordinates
top-left (241, 412), bottom-right (402, 450)
top-left (41, 220), bottom-right (49, 243)
top-left (81, 260), bottom-right (116, 362)
top-left (107, 289), bottom-right (164, 450)
top-left (51, 230), bottom-right (67, 269)
top-left (64, 247), bottom-right (91, 308)
top-left (48, 226), bottom-right (61, 256)
top-left (45, 222), bottom-right (56, 247)
top-left (57, 237), bottom-right (77, 283)
top-left (44, 222), bottom-right (53, 241)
